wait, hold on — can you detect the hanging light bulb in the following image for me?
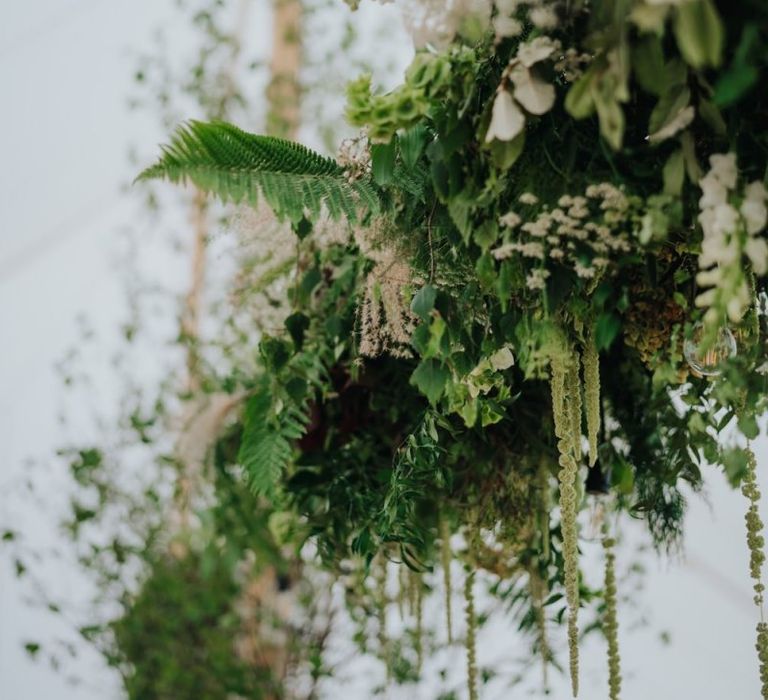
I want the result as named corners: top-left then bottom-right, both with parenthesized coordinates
top-left (581, 460), bottom-right (612, 542)
top-left (683, 322), bottom-right (737, 377)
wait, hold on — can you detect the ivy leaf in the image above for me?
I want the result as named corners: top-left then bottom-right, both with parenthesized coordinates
top-left (24, 642), bottom-right (41, 658)
top-left (259, 336), bottom-right (292, 372)
top-left (297, 267), bottom-right (322, 305)
top-left (564, 69), bottom-right (595, 119)
top-left (487, 130), bottom-right (525, 170)
top-left (285, 312), bottom-right (310, 350)
top-left (410, 359), bottom-right (449, 405)
top-left (632, 36), bottom-right (666, 97)
top-left (663, 149), bottom-right (685, 196)
top-left (673, 0), bottom-right (724, 68)
top-left (595, 312), bottom-right (621, 351)
top-left (721, 447), bottom-right (749, 487)
top-left (411, 284), bottom-right (436, 321)
top-left (292, 216), bottom-right (312, 240)
top-left (738, 413), bottom-right (760, 440)
top-left (714, 25), bottom-right (760, 107)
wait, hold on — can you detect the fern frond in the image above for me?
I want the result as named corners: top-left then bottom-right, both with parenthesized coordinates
top-left (138, 120), bottom-right (379, 222)
top-left (238, 381), bottom-right (308, 497)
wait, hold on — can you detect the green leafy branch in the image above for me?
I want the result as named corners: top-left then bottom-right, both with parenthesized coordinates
top-left (138, 120), bottom-right (380, 222)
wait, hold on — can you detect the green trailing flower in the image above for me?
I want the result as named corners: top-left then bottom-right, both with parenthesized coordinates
top-left (757, 622), bottom-right (768, 698)
top-left (550, 337), bottom-right (580, 697)
top-left (603, 535), bottom-right (622, 700)
top-left (440, 515), bottom-right (454, 644)
top-left (583, 324), bottom-right (601, 467)
top-left (375, 555), bottom-right (390, 679)
top-left (529, 568), bottom-right (550, 690)
top-left (741, 445), bottom-right (768, 699)
top-left (567, 356), bottom-right (583, 466)
top-left (415, 573), bottom-right (424, 674)
top-left (464, 564), bottom-right (478, 700)
top-left (135, 0), bottom-right (768, 694)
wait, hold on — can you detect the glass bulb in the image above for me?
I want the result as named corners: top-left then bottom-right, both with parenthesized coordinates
top-left (683, 323), bottom-right (737, 377)
top-left (580, 495), bottom-right (609, 542)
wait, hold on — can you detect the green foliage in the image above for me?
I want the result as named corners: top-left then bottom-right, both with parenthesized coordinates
top-left (125, 0), bottom-right (768, 695)
top-left (238, 377), bottom-right (309, 498)
top-left (112, 550), bottom-right (272, 700)
top-left (139, 120), bottom-right (379, 222)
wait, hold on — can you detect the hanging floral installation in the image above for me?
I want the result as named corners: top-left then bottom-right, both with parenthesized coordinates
top-left (137, 0), bottom-right (768, 696)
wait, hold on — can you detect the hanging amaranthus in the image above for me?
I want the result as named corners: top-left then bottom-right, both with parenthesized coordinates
top-left (397, 565), bottom-right (406, 620)
top-left (529, 568), bottom-right (550, 690)
top-left (407, 568), bottom-right (418, 616)
top-left (741, 445), bottom-right (768, 698)
top-left (415, 573), bottom-right (424, 674)
top-left (583, 323), bottom-right (601, 467)
top-left (464, 565), bottom-right (478, 700)
top-left (375, 555), bottom-right (390, 680)
top-left (537, 459), bottom-right (551, 560)
top-left (567, 357), bottom-right (583, 463)
top-left (550, 337), bottom-right (580, 697)
top-left (602, 534), bottom-right (622, 700)
top-left (440, 515), bottom-right (454, 644)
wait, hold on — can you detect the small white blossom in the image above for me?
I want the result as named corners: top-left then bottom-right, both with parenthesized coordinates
top-left (519, 192), bottom-right (539, 205)
top-left (699, 172), bottom-right (728, 209)
top-left (526, 268), bottom-right (550, 290)
top-left (493, 14), bottom-right (522, 37)
top-left (516, 36), bottom-right (561, 67)
top-left (574, 261), bottom-right (596, 278)
top-left (745, 238), bottom-right (768, 275)
top-left (530, 5), bottom-right (558, 29)
top-left (499, 211), bottom-right (521, 228)
top-left (709, 152), bottom-right (738, 189)
top-left (741, 181), bottom-right (768, 235)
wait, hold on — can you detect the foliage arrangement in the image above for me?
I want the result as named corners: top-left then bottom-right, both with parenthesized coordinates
top-left (137, 0), bottom-right (768, 696)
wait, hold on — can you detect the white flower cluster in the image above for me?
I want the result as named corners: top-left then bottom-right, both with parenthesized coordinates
top-left (486, 36), bottom-right (561, 143)
top-left (393, 0), bottom-right (492, 49)
top-left (695, 153), bottom-right (768, 324)
top-left (492, 185), bottom-right (633, 290)
top-left (493, 0), bottom-right (560, 38)
top-left (378, 0), bottom-right (561, 47)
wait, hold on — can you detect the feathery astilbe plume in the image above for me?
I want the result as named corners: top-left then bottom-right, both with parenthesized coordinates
top-left (440, 515), bottom-right (454, 644)
top-left (583, 322), bottom-right (601, 467)
top-left (355, 220), bottom-right (417, 359)
top-left (550, 336), bottom-right (580, 697)
top-left (602, 535), bottom-right (622, 700)
top-left (741, 445), bottom-right (768, 698)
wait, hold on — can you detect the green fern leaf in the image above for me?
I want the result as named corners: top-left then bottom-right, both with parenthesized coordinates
top-left (238, 382), bottom-right (308, 497)
top-left (138, 120), bottom-right (379, 222)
